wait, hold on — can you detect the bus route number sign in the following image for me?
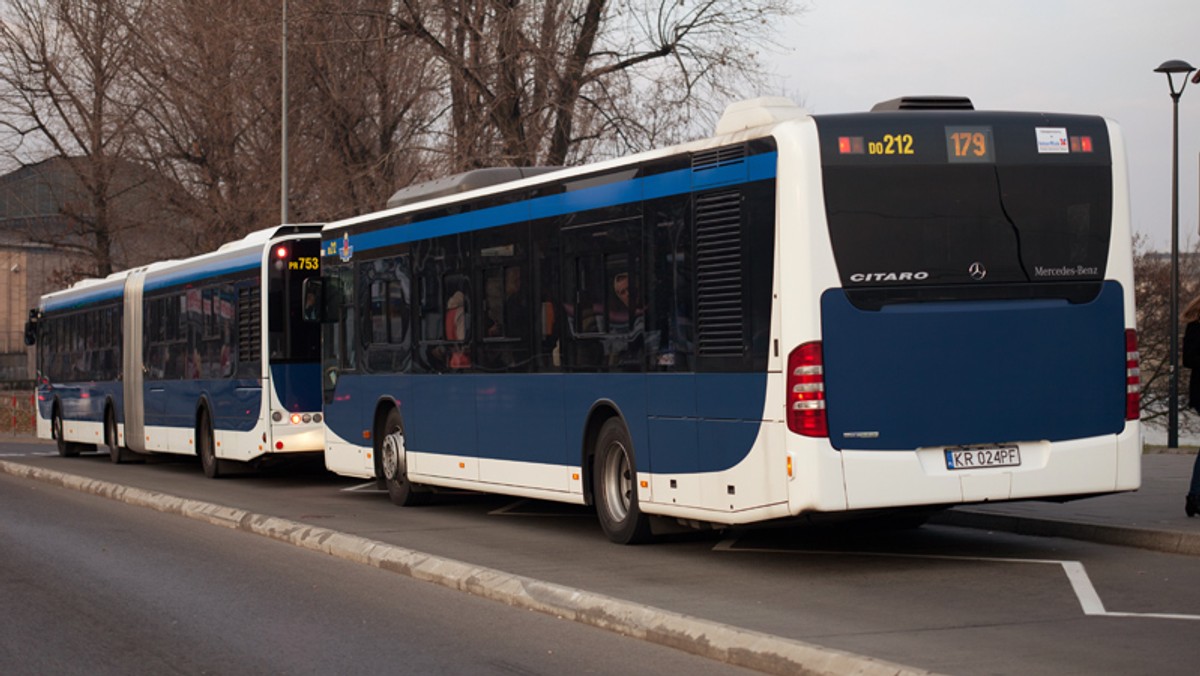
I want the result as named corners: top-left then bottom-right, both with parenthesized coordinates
top-left (289, 256), bottom-right (320, 271)
top-left (945, 126), bottom-right (994, 163)
top-left (944, 444), bottom-right (1020, 470)
top-left (867, 133), bottom-right (914, 156)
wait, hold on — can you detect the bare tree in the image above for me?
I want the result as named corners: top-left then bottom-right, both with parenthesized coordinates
top-left (1133, 236), bottom-right (1200, 434)
top-left (358, 0), bottom-right (800, 171)
top-left (3, 0), bottom-right (803, 265)
top-left (290, 0), bottom-right (443, 219)
top-left (0, 0), bottom-right (153, 278)
top-left (128, 0), bottom-right (285, 251)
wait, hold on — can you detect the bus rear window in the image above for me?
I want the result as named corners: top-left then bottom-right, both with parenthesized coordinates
top-left (816, 113), bottom-right (1113, 305)
top-left (822, 163), bottom-right (1112, 288)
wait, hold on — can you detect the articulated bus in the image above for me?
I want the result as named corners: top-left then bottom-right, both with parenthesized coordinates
top-left (315, 96), bottom-right (1140, 543)
top-left (28, 225), bottom-right (325, 477)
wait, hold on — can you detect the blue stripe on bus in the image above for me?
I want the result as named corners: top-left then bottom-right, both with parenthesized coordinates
top-left (144, 250), bottom-right (261, 293)
top-left (38, 382), bottom-right (123, 425)
top-left (323, 152), bottom-right (778, 256)
top-left (40, 377), bottom-right (261, 433)
top-left (143, 378), bottom-right (262, 431)
top-left (323, 371), bottom-right (768, 475)
top-left (43, 285), bottom-right (123, 312)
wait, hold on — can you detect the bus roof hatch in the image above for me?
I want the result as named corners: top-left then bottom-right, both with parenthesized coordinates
top-left (871, 96), bottom-right (975, 111)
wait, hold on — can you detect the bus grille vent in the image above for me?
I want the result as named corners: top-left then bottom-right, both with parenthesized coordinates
top-left (237, 286), bottom-right (260, 362)
top-left (695, 190), bottom-right (744, 357)
top-left (692, 145), bottom-right (745, 172)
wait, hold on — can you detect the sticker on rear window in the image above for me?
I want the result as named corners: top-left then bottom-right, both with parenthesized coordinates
top-left (1035, 127), bottom-right (1069, 154)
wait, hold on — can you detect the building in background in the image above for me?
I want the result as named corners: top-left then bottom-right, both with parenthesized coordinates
top-left (0, 157), bottom-right (195, 385)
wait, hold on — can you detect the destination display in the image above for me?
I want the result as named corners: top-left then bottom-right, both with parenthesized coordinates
top-left (819, 112), bottom-right (1109, 167)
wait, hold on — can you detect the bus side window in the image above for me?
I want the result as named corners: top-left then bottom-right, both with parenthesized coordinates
top-left (341, 268), bottom-right (358, 372)
top-left (567, 253), bottom-right (605, 369)
top-left (649, 196), bottom-right (693, 370)
top-left (532, 220), bottom-right (562, 370)
top-left (443, 273), bottom-right (470, 369)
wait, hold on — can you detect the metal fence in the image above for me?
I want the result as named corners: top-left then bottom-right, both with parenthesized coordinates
top-left (1, 389), bottom-right (34, 435)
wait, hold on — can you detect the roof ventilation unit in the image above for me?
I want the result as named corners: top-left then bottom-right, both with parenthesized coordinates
top-left (386, 166), bottom-right (560, 210)
top-left (870, 96), bottom-right (975, 112)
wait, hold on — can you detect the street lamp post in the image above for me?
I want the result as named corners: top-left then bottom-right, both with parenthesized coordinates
top-left (281, 0), bottom-right (289, 226)
top-left (1155, 59), bottom-right (1195, 448)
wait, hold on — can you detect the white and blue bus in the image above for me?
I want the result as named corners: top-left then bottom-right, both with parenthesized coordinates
top-left (29, 225), bottom-right (325, 477)
top-left (315, 96), bottom-right (1140, 543)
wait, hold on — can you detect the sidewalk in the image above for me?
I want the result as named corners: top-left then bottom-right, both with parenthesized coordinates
top-left (934, 452), bottom-right (1200, 556)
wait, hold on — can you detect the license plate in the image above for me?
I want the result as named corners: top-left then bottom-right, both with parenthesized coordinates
top-left (944, 445), bottom-right (1021, 470)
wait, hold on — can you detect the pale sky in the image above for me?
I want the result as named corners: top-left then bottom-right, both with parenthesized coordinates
top-left (762, 0), bottom-right (1200, 253)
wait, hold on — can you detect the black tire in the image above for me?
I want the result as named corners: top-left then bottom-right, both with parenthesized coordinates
top-left (379, 408), bottom-right (429, 506)
top-left (52, 406), bottom-right (79, 458)
top-left (105, 408), bottom-right (135, 464)
top-left (197, 408), bottom-right (222, 479)
top-left (593, 418), bottom-right (652, 544)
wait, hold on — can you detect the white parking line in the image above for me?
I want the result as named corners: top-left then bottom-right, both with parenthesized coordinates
top-left (714, 538), bottom-right (1200, 622)
top-left (340, 481), bottom-right (382, 493)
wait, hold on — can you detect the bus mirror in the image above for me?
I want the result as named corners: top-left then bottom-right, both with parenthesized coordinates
top-left (302, 278), bottom-right (323, 323)
top-left (23, 309), bottom-right (39, 346)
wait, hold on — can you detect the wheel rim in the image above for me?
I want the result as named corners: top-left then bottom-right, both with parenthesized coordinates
top-left (107, 414), bottom-right (117, 453)
top-left (381, 431), bottom-right (402, 481)
top-left (602, 440), bottom-right (632, 523)
top-left (53, 413), bottom-right (61, 442)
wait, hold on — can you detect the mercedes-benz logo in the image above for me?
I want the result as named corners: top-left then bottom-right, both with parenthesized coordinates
top-left (968, 262), bottom-right (987, 281)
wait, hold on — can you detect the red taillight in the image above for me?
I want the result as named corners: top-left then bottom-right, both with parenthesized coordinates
top-left (787, 341), bottom-right (828, 437)
top-left (838, 136), bottom-right (864, 155)
top-left (1125, 329), bottom-right (1140, 421)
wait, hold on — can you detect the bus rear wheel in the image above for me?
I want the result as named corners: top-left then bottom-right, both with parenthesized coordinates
top-left (380, 408), bottom-right (429, 507)
top-left (106, 408), bottom-right (136, 464)
top-left (197, 409), bottom-right (224, 479)
top-left (593, 418), bottom-right (652, 544)
top-left (52, 406), bottom-right (79, 458)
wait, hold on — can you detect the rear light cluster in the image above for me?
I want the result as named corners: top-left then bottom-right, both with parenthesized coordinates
top-left (1125, 329), bottom-right (1140, 421)
top-left (787, 341), bottom-right (828, 437)
top-left (271, 411), bottom-right (322, 424)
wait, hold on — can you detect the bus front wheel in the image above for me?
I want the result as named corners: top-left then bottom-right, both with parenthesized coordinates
top-left (380, 409), bottom-right (429, 507)
top-left (593, 418), bottom-right (652, 544)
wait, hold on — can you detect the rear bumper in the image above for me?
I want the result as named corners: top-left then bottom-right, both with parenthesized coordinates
top-left (834, 422), bottom-right (1140, 511)
top-left (267, 423), bottom-right (324, 454)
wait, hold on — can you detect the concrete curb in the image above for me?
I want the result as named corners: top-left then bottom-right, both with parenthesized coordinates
top-left (0, 460), bottom-right (938, 676)
top-left (932, 509), bottom-right (1200, 557)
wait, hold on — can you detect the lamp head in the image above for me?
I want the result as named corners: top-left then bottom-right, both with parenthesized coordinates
top-left (1156, 60), bottom-right (1196, 97)
top-left (1155, 59), bottom-right (1195, 74)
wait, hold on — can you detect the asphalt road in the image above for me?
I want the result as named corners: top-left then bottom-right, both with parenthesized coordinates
top-left (3, 439), bottom-right (1200, 674)
top-left (0, 471), bottom-right (758, 675)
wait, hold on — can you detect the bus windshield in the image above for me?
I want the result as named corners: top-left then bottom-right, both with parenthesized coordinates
top-left (268, 237), bottom-right (322, 362)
